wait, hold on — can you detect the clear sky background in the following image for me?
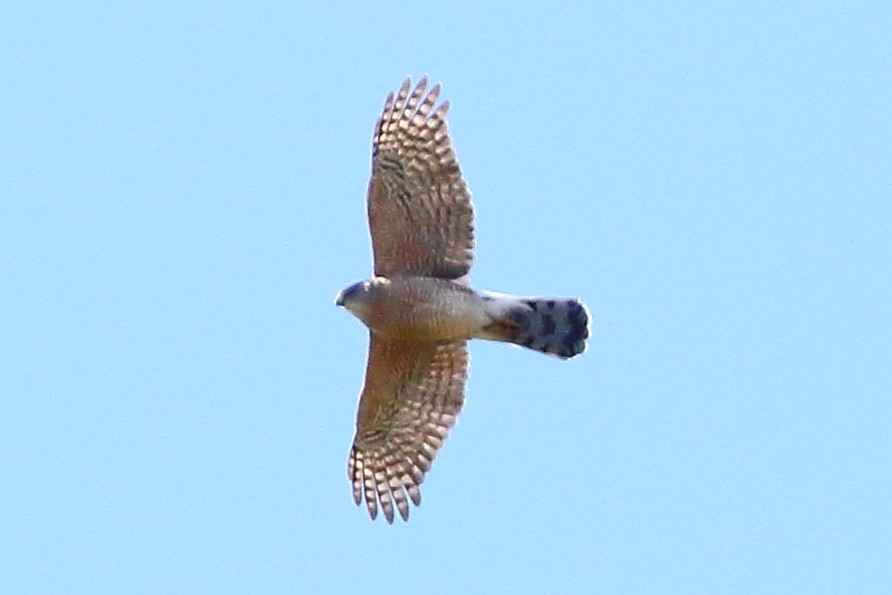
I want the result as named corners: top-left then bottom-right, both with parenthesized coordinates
top-left (2, 2), bottom-right (890, 593)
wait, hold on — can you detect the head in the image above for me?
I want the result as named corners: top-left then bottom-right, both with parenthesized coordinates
top-left (335, 278), bottom-right (388, 319)
top-left (335, 280), bottom-right (368, 309)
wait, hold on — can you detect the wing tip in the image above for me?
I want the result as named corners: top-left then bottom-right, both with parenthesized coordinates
top-left (349, 446), bottom-right (425, 524)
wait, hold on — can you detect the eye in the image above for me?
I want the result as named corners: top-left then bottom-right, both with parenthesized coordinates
top-left (342, 282), bottom-right (363, 300)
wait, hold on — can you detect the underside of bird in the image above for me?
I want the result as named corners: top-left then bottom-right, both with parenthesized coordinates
top-left (337, 275), bottom-right (589, 358)
top-left (335, 76), bottom-right (591, 523)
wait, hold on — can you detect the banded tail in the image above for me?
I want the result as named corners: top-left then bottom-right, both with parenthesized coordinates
top-left (480, 294), bottom-right (590, 358)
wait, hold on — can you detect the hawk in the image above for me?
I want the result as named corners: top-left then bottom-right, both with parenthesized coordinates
top-left (336, 77), bottom-right (590, 523)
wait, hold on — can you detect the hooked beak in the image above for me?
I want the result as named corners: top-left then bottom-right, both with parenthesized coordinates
top-left (334, 291), bottom-right (345, 307)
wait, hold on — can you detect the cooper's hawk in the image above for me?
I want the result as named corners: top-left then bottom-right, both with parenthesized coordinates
top-left (336, 77), bottom-right (589, 523)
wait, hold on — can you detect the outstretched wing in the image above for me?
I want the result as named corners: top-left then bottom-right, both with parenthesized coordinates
top-left (367, 77), bottom-right (475, 281)
top-left (348, 334), bottom-right (468, 523)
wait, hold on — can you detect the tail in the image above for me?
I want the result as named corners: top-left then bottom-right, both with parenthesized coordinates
top-left (480, 294), bottom-right (590, 358)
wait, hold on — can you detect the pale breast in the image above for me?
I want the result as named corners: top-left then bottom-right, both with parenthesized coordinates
top-left (367, 276), bottom-right (488, 340)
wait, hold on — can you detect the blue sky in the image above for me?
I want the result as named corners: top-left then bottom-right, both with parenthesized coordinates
top-left (2, 2), bottom-right (890, 593)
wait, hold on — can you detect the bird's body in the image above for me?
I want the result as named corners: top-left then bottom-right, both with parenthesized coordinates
top-left (336, 77), bottom-right (590, 523)
top-left (339, 276), bottom-right (488, 341)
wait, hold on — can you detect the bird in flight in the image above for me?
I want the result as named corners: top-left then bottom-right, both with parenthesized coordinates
top-left (336, 77), bottom-right (590, 523)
